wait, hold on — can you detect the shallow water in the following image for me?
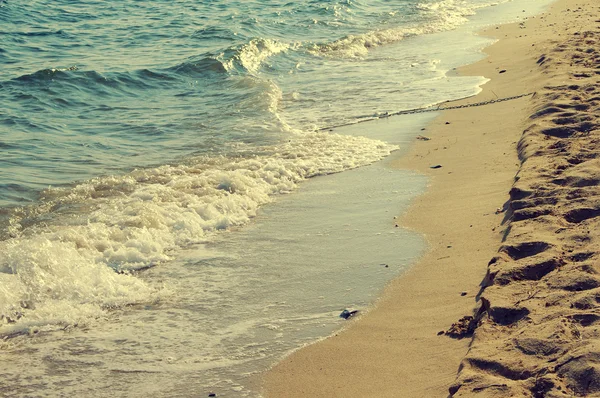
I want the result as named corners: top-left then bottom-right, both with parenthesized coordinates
top-left (0, 149), bottom-right (427, 397)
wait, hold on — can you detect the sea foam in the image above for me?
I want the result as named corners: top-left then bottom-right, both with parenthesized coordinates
top-left (0, 131), bottom-right (396, 336)
top-left (309, 0), bottom-right (497, 58)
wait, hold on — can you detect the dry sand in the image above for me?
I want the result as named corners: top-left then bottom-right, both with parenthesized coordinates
top-left (262, 0), bottom-right (600, 396)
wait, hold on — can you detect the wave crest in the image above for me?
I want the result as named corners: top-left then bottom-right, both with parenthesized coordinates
top-left (221, 38), bottom-right (290, 74)
top-left (309, 0), bottom-right (480, 58)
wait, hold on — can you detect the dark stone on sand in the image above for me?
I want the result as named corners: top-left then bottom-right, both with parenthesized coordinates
top-left (499, 69), bottom-right (507, 73)
top-left (340, 309), bottom-right (359, 319)
top-left (430, 164), bottom-right (442, 169)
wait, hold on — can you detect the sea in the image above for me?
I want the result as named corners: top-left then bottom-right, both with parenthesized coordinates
top-left (0, 0), bottom-right (553, 396)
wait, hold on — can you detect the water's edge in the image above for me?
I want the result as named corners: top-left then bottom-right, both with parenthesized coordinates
top-left (256, 0), bottom-right (558, 395)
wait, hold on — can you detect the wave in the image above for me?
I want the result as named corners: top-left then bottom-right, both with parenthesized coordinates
top-left (167, 56), bottom-right (229, 77)
top-left (14, 66), bottom-right (79, 82)
top-left (170, 38), bottom-right (290, 78)
top-left (0, 131), bottom-right (396, 337)
top-left (13, 66), bottom-right (174, 88)
top-left (7, 66), bottom-right (182, 107)
top-left (0, 29), bottom-right (71, 38)
top-left (308, 0), bottom-right (492, 58)
top-left (221, 38), bottom-right (291, 74)
top-left (191, 26), bottom-right (238, 41)
top-left (9, 36), bottom-right (288, 90)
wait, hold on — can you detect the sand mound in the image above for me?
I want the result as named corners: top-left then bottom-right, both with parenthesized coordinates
top-left (450, 15), bottom-right (600, 398)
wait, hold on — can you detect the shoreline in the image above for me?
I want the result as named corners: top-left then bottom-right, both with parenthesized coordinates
top-left (261, 0), bottom-right (599, 396)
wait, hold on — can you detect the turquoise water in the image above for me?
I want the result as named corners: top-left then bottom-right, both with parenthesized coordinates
top-left (1, 0), bottom-right (500, 207)
top-left (0, 0), bottom-right (554, 396)
top-left (0, 0), bottom-right (499, 323)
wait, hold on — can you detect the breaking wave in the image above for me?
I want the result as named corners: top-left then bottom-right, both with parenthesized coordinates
top-left (0, 131), bottom-right (396, 336)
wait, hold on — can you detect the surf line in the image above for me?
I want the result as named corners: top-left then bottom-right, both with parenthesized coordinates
top-left (317, 91), bottom-right (536, 132)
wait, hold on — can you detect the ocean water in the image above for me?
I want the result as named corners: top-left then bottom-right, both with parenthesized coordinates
top-left (0, 0), bottom-right (553, 396)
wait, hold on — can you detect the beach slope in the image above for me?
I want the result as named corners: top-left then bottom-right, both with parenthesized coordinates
top-left (262, 0), bottom-right (600, 396)
top-left (452, 1), bottom-right (600, 396)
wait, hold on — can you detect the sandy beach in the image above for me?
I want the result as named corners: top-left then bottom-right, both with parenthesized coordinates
top-left (262, 0), bottom-right (600, 396)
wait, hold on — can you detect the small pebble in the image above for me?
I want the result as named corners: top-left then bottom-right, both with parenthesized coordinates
top-left (437, 330), bottom-right (445, 336)
top-left (340, 309), bottom-right (359, 319)
top-left (461, 292), bottom-right (467, 297)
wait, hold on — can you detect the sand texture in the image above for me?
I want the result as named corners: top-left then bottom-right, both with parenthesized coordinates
top-left (451, 2), bottom-right (600, 397)
top-left (262, 0), bottom-right (600, 397)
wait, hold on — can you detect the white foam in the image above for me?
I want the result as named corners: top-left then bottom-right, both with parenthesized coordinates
top-left (0, 131), bottom-right (396, 334)
top-left (0, 235), bottom-right (156, 336)
top-left (309, 0), bottom-right (501, 58)
top-left (222, 38), bottom-right (291, 74)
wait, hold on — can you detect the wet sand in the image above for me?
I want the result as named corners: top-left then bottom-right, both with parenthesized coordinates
top-left (262, 0), bottom-right (600, 396)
